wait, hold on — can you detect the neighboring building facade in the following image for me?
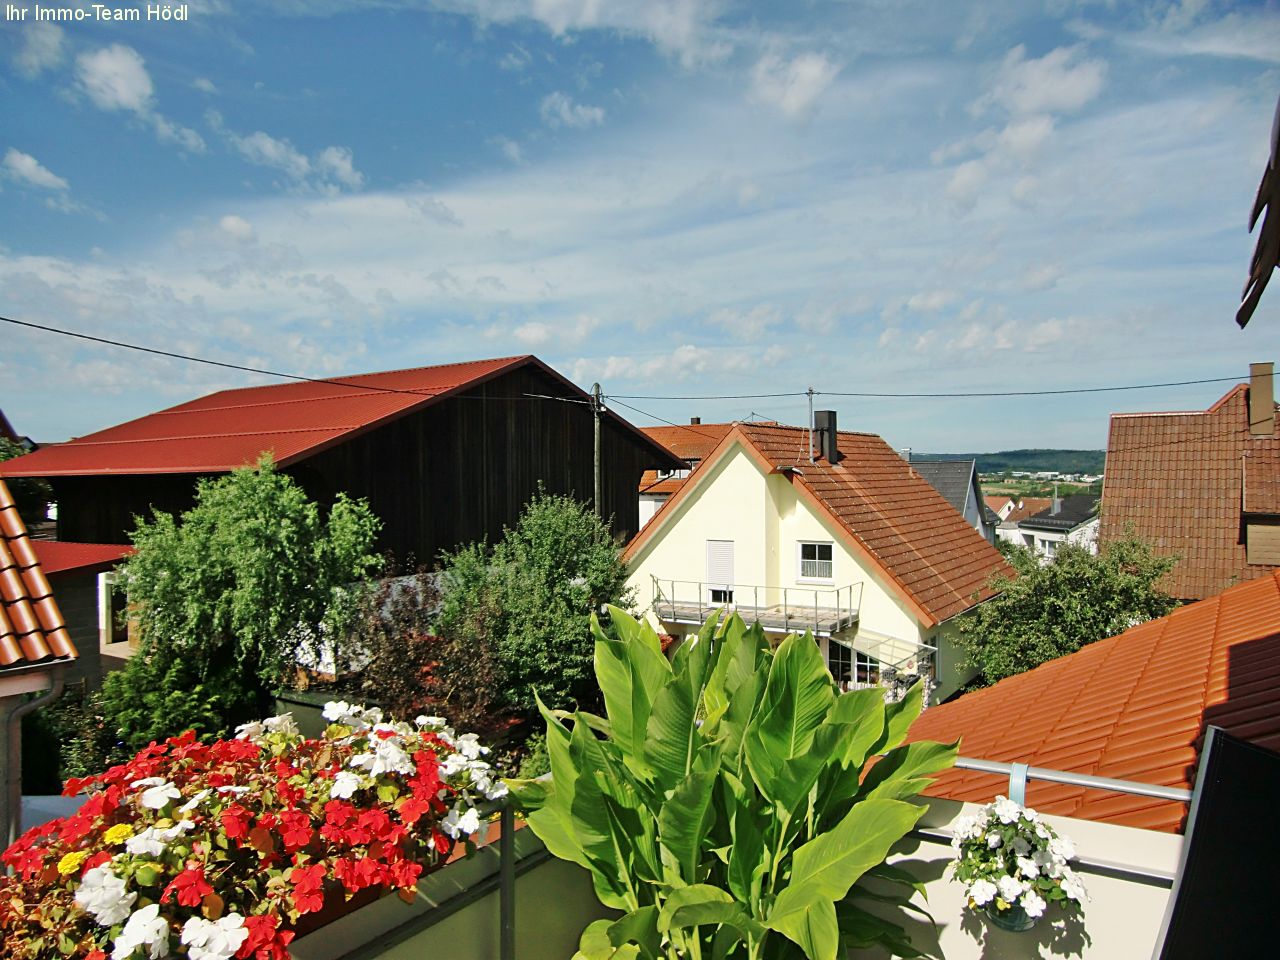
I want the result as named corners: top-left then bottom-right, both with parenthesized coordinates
top-left (908, 566), bottom-right (1280, 833)
top-left (1015, 494), bottom-right (1100, 561)
top-left (1101, 362), bottom-right (1280, 600)
top-left (31, 542), bottom-right (134, 681)
top-left (0, 356), bottom-right (682, 566)
top-left (623, 415), bottom-right (1012, 703)
top-left (637, 421), bottom-right (735, 527)
top-left (993, 496), bottom-right (1052, 548)
top-left (908, 459), bottom-right (997, 543)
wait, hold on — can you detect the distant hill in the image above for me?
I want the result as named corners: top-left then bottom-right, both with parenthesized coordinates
top-left (912, 449), bottom-right (1106, 475)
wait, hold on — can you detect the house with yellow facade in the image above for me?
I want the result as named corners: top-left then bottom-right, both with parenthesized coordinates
top-left (623, 414), bottom-right (1013, 702)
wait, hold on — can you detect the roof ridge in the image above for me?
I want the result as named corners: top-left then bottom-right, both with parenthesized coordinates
top-left (190, 355), bottom-right (532, 399)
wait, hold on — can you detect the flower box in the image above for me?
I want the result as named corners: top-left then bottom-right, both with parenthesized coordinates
top-left (0, 702), bottom-right (506, 960)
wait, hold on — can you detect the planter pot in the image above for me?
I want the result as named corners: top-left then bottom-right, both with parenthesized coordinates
top-left (984, 901), bottom-right (1037, 932)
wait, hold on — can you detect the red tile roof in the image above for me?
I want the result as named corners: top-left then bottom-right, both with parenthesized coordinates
top-left (1003, 497), bottom-right (1052, 523)
top-left (1243, 445), bottom-right (1280, 515)
top-left (1, 356), bottom-right (680, 478)
top-left (626, 424), bottom-right (1012, 626)
top-left (984, 495), bottom-right (1013, 515)
top-left (0, 480), bottom-right (77, 671)
top-left (637, 423), bottom-right (737, 496)
top-left (908, 568), bottom-right (1280, 833)
top-left (33, 541), bottom-right (133, 576)
top-left (1100, 384), bottom-right (1280, 600)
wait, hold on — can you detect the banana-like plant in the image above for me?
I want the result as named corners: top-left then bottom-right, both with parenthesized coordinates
top-left (508, 609), bottom-right (957, 960)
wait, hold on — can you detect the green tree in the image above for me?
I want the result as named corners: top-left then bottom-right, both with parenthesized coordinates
top-left (0, 437), bottom-right (52, 525)
top-left (103, 456), bottom-right (383, 750)
top-left (956, 534), bottom-right (1178, 687)
top-left (435, 490), bottom-right (632, 722)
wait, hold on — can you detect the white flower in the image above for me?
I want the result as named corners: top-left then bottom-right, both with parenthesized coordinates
top-left (953, 814), bottom-right (985, 842)
top-left (322, 700), bottom-right (355, 722)
top-left (179, 789), bottom-right (211, 813)
top-left (126, 820), bottom-right (196, 858)
top-left (415, 715), bottom-right (448, 729)
top-left (997, 875), bottom-right (1025, 903)
top-left (442, 804), bottom-right (482, 838)
top-left (130, 777), bottom-right (165, 789)
top-left (138, 780), bottom-right (181, 810)
top-left (1060, 869), bottom-right (1088, 902)
top-left (216, 785), bottom-right (250, 796)
top-left (233, 720), bottom-right (264, 740)
top-left (1049, 835), bottom-right (1076, 863)
top-left (439, 753), bottom-right (469, 778)
top-left (112, 903), bottom-right (169, 960)
top-left (968, 879), bottom-right (998, 905)
top-left (263, 713), bottom-right (298, 735)
top-left (1021, 889), bottom-right (1047, 919)
top-left (182, 913), bottom-right (249, 960)
top-left (985, 832), bottom-right (1002, 849)
top-left (1022, 806), bottom-right (1039, 822)
top-left (454, 733), bottom-right (488, 760)
top-left (330, 770), bottom-right (362, 800)
top-left (1015, 855), bottom-right (1039, 879)
top-left (349, 735), bottom-right (414, 777)
top-left (484, 778), bottom-right (510, 801)
top-left (75, 864), bottom-right (136, 926)
top-left (992, 796), bottom-right (1022, 824)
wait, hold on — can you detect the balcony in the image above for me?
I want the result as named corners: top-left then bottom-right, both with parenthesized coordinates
top-left (649, 576), bottom-right (862, 636)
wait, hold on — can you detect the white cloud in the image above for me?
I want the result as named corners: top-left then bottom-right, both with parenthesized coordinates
top-left (984, 45), bottom-right (1107, 117)
top-left (209, 113), bottom-right (363, 193)
top-left (906, 290), bottom-right (957, 313)
top-left (750, 52), bottom-right (840, 120)
top-left (1115, 8), bottom-right (1280, 64)
top-left (233, 129), bottom-right (312, 179)
top-left (193, 77), bottom-right (219, 94)
top-left (218, 215), bottom-right (255, 242)
top-left (540, 91), bottom-right (605, 129)
top-left (1021, 264), bottom-right (1062, 292)
top-left (14, 22), bottom-right (65, 78)
top-left (3, 149), bottom-right (69, 192)
top-left (76, 44), bottom-right (154, 113)
top-left (947, 159), bottom-right (989, 210)
top-left (499, 43), bottom-right (532, 71)
top-left (315, 146), bottom-right (365, 190)
top-left (709, 303), bottom-right (779, 340)
top-left (74, 44), bottom-right (204, 153)
top-left (492, 136), bottom-right (524, 163)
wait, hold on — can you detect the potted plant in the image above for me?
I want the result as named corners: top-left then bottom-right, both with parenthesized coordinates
top-left (949, 795), bottom-right (1087, 932)
top-left (509, 608), bottom-right (958, 959)
top-left (0, 702), bottom-right (505, 959)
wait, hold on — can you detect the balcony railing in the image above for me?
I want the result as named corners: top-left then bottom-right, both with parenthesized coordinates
top-left (650, 576), bottom-right (862, 636)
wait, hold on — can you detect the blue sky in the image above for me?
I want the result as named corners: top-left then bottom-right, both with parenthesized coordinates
top-left (2, 0), bottom-right (1279, 451)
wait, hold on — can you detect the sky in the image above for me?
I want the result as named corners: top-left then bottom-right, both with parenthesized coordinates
top-left (2, 0), bottom-right (1279, 452)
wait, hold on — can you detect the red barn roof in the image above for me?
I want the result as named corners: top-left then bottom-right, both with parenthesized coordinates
top-left (908, 568), bottom-right (1280, 833)
top-left (0, 356), bottom-right (679, 478)
top-left (32, 541), bottom-right (133, 576)
top-left (0, 480), bottom-right (77, 671)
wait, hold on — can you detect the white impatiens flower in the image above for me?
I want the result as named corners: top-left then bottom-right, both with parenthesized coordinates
top-left (1021, 889), bottom-right (1047, 919)
top-left (216, 785), bottom-right (250, 796)
top-left (996, 875), bottom-right (1025, 903)
top-left (182, 913), bottom-right (249, 960)
top-left (112, 903), bottom-right (170, 960)
top-left (415, 715), bottom-right (448, 729)
top-left (968, 878), bottom-right (998, 905)
top-left (1060, 869), bottom-right (1088, 902)
top-left (985, 832), bottom-right (1002, 849)
top-left (349, 734), bottom-right (414, 777)
top-left (992, 796), bottom-right (1021, 824)
top-left (322, 700), bottom-right (355, 723)
top-left (330, 770), bottom-right (362, 800)
top-left (453, 732), bottom-right (488, 760)
top-left (138, 780), bottom-right (181, 810)
top-left (1049, 835), bottom-right (1076, 863)
top-left (127, 820), bottom-right (197, 857)
top-left (130, 776), bottom-right (165, 789)
top-left (1015, 855), bottom-right (1040, 879)
top-left (75, 863), bottom-right (136, 926)
top-left (233, 719), bottom-right (265, 740)
top-left (179, 789), bottom-right (211, 813)
top-left (442, 804), bottom-right (482, 838)
top-left (262, 712), bottom-right (298, 735)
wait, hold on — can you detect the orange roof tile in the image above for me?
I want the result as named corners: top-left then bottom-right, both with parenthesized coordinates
top-left (1100, 384), bottom-right (1280, 600)
top-left (639, 423), bottom-right (736, 463)
top-left (626, 424), bottom-right (1012, 626)
top-left (1004, 497), bottom-right (1052, 523)
top-left (907, 569), bottom-right (1280, 833)
top-left (0, 480), bottom-right (77, 672)
top-left (984, 495), bottom-right (1013, 514)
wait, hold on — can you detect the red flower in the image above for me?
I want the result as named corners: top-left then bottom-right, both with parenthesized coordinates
top-left (7, 845), bottom-right (43, 879)
top-left (396, 796), bottom-right (431, 826)
top-left (163, 865), bottom-right (214, 907)
top-left (86, 952), bottom-right (107, 960)
top-left (82, 850), bottom-right (113, 874)
top-left (333, 856), bottom-right (385, 892)
top-left (221, 804), bottom-right (252, 841)
top-left (236, 913), bottom-right (296, 960)
top-left (278, 809), bottom-right (312, 853)
top-left (289, 863), bottom-right (326, 915)
top-left (388, 858), bottom-right (422, 889)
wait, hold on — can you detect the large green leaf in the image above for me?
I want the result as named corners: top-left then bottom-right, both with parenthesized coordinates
top-left (828, 687), bottom-right (887, 770)
top-left (607, 906), bottom-right (661, 956)
top-left (767, 896), bottom-right (839, 960)
top-left (658, 885), bottom-right (766, 940)
top-left (721, 772), bottom-right (767, 905)
top-left (859, 739), bottom-right (958, 802)
top-left (743, 633), bottom-right (834, 805)
top-left (871, 682), bottom-right (923, 755)
top-left (767, 799), bottom-right (924, 931)
top-left (644, 653), bottom-right (704, 790)
top-left (714, 618), bottom-right (770, 762)
top-left (658, 758), bottom-right (720, 882)
top-left (594, 614), bottom-right (671, 770)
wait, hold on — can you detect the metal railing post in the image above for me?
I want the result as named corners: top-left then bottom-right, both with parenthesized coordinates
top-left (499, 804), bottom-right (515, 960)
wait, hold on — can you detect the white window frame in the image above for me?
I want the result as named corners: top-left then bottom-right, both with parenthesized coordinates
top-left (98, 571), bottom-right (133, 654)
top-left (796, 541), bottom-right (834, 583)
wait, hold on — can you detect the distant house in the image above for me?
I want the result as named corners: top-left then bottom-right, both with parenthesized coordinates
top-left (908, 567), bottom-right (1280, 833)
top-left (623, 413), bottom-right (1012, 702)
top-left (31, 541), bottom-right (134, 681)
top-left (1016, 494), bottom-right (1100, 561)
top-left (984, 495), bottom-right (1014, 521)
top-left (0, 356), bottom-right (682, 566)
top-left (0, 478), bottom-right (77, 843)
top-left (907, 459), bottom-right (996, 543)
top-left (636, 420), bottom-right (735, 527)
top-left (1101, 362), bottom-right (1280, 600)
top-left (993, 496), bottom-right (1052, 549)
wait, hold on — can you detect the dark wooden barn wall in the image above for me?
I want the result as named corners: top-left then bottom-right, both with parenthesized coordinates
top-left (52, 366), bottom-right (658, 565)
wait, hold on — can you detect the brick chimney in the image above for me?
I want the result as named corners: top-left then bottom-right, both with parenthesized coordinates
top-left (1250, 362), bottom-right (1275, 436)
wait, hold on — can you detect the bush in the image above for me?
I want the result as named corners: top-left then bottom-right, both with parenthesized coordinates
top-left (956, 533), bottom-right (1178, 686)
top-left (435, 490), bottom-right (632, 721)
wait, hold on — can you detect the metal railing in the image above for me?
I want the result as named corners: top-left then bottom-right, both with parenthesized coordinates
top-left (651, 576), bottom-right (863, 635)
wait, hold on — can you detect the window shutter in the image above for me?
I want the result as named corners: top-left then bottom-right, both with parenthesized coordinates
top-left (706, 540), bottom-right (734, 590)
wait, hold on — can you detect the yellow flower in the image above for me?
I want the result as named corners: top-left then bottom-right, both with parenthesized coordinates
top-left (57, 850), bottom-right (89, 875)
top-left (103, 823), bottom-right (135, 845)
